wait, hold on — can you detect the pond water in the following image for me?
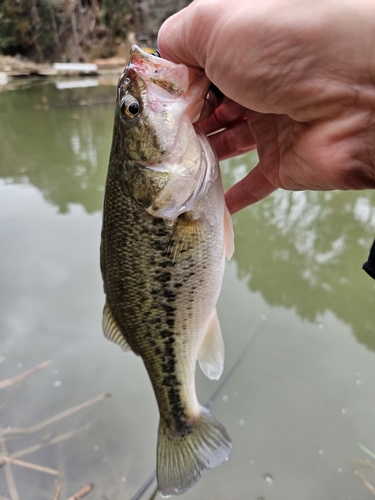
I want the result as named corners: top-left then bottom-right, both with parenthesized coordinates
top-left (0, 81), bottom-right (375, 500)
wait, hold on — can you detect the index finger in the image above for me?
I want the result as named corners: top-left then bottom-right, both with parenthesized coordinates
top-left (199, 99), bottom-right (248, 135)
top-left (225, 165), bottom-right (277, 213)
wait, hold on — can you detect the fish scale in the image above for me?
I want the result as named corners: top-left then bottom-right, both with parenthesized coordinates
top-left (102, 168), bottom-right (221, 418)
top-left (101, 45), bottom-right (233, 497)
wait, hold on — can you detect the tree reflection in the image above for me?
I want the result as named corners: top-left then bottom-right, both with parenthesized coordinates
top-left (221, 154), bottom-right (375, 352)
top-left (0, 82), bottom-right (113, 212)
top-left (0, 84), bottom-right (374, 351)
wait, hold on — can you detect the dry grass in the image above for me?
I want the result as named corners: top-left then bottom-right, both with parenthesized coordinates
top-left (0, 361), bottom-right (110, 500)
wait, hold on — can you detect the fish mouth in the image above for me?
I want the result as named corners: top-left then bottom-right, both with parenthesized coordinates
top-left (129, 45), bottom-right (209, 121)
top-left (129, 45), bottom-right (189, 96)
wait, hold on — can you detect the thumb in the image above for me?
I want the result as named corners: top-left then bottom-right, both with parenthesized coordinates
top-left (157, 5), bottom-right (208, 68)
top-left (225, 164), bottom-right (277, 213)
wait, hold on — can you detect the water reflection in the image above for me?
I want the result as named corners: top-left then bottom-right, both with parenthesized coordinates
top-left (1, 83), bottom-right (374, 355)
top-left (1, 82), bottom-right (375, 499)
top-left (222, 155), bottom-right (375, 351)
top-left (0, 82), bottom-right (113, 213)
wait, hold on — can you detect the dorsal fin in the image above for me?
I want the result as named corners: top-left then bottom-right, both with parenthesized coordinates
top-left (102, 302), bottom-right (131, 352)
top-left (197, 308), bottom-right (224, 380)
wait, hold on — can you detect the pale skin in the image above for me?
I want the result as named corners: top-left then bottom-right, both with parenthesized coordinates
top-left (157, 0), bottom-right (375, 213)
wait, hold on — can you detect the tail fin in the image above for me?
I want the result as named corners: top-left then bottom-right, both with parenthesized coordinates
top-left (156, 406), bottom-right (232, 497)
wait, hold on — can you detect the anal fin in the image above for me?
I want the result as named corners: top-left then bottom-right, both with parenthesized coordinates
top-left (198, 308), bottom-right (224, 380)
top-left (102, 302), bottom-right (131, 352)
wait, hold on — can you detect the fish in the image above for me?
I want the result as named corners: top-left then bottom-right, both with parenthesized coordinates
top-left (100, 45), bottom-right (234, 497)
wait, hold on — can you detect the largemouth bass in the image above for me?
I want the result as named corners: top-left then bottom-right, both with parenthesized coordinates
top-left (100, 45), bottom-right (234, 497)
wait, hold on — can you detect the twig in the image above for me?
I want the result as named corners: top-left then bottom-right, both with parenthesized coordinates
top-left (3, 393), bottom-right (110, 435)
top-left (359, 442), bottom-right (375, 461)
top-left (131, 471), bottom-right (156, 500)
top-left (356, 458), bottom-right (375, 471)
top-left (0, 456), bottom-right (60, 476)
top-left (355, 470), bottom-right (375, 495)
top-left (13, 426), bottom-right (88, 458)
top-left (148, 485), bottom-right (159, 500)
top-left (1, 462), bottom-right (19, 500)
top-left (0, 360), bottom-right (52, 390)
top-left (52, 477), bottom-right (63, 500)
top-left (56, 440), bottom-right (67, 499)
top-left (0, 436), bottom-right (19, 500)
top-left (66, 483), bottom-right (93, 500)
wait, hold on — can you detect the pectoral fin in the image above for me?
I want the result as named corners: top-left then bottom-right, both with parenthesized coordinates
top-left (198, 308), bottom-right (224, 380)
top-left (102, 302), bottom-right (131, 352)
top-left (224, 205), bottom-right (234, 260)
top-left (167, 213), bottom-right (207, 262)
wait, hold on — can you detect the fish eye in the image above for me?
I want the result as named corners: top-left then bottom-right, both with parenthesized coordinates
top-left (120, 95), bottom-right (140, 121)
top-left (128, 102), bottom-right (139, 115)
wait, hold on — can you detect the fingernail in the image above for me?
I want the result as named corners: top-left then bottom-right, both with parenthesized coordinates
top-left (197, 83), bottom-right (224, 123)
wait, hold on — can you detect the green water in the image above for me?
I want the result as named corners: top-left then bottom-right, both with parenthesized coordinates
top-left (0, 81), bottom-right (375, 500)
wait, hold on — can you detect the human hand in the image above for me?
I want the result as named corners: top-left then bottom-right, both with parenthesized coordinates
top-left (158, 0), bottom-right (375, 213)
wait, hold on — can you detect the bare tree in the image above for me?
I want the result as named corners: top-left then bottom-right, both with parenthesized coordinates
top-left (130, 0), bottom-right (191, 47)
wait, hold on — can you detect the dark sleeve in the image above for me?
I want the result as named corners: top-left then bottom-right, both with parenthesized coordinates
top-left (362, 239), bottom-right (375, 279)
